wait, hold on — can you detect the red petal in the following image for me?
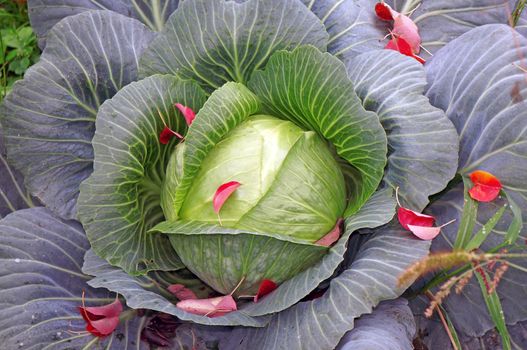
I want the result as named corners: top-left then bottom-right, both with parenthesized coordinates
top-left (375, 2), bottom-right (394, 20)
top-left (254, 279), bottom-right (278, 303)
top-left (176, 295), bottom-right (237, 317)
top-left (82, 299), bottom-right (123, 318)
top-left (385, 37), bottom-right (425, 64)
top-left (175, 103), bottom-right (196, 126)
top-left (407, 225), bottom-right (441, 240)
top-left (167, 284), bottom-right (198, 300)
top-left (213, 181), bottom-right (241, 214)
top-left (79, 299), bottom-right (122, 337)
top-left (397, 207), bottom-right (435, 230)
top-left (159, 126), bottom-right (183, 144)
top-left (315, 218), bottom-right (343, 247)
top-left (468, 170), bottom-right (502, 202)
top-left (392, 14), bottom-right (421, 53)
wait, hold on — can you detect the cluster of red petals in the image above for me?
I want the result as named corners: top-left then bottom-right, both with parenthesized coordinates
top-left (158, 103), bottom-right (196, 144)
top-left (468, 170), bottom-right (502, 202)
top-left (213, 181), bottom-right (241, 214)
top-left (254, 279), bottom-right (278, 302)
top-left (315, 218), bottom-right (343, 247)
top-left (79, 299), bottom-right (123, 337)
top-left (375, 2), bottom-right (425, 64)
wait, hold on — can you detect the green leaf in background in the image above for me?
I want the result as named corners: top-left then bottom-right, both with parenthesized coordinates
top-left (1, 11), bottom-right (155, 220)
top-left (139, 0), bottom-right (329, 91)
top-left (249, 45), bottom-right (387, 214)
top-left (78, 74), bottom-right (207, 275)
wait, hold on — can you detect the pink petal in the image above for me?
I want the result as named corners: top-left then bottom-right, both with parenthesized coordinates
top-left (385, 36), bottom-right (425, 64)
top-left (167, 284), bottom-right (198, 300)
top-left (159, 126), bottom-right (183, 144)
top-left (392, 14), bottom-right (421, 54)
top-left (254, 279), bottom-right (278, 303)
top-left (213, 181), bottom-right (241, 214)
top-left (175, 103), bottom-right (196, 126)
top-left (176, 295), bottom-right (237, 317)
top-left (87, 316), bottom-right (120, 336)
top-left (82, 299), bottom-right (123, 318)
top-left (397, 207), bottom-right (435, 230)
top-left (315, 218), bottom-right (343, 247)
top-left (407, 225), bottom-right (442, 240)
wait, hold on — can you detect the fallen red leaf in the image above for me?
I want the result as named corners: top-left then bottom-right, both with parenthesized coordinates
top-left (315, 218), bottom-right (344, 247)
top-left (176, 295), bottom-right (237, 317)
top-left (375, 2), bottom-right (394, 20)
top-left (79, 297), bottom-right (122, 337)
top-left (385, 36), bottom-right (425, 64)
top-left (468, 170), bottom-right (502, 202)
top-left (175, 103), bottom-right (196, 126)
top-left (213, 181), bottom-right (241, 214)
top-left (254, 279), bottom-right (278, 302)
top-left (397, 207), bottom-right (435, 230)
top-left (159, 126), bottom-right (183, 144)
top-left (392, 13), bottom-right (421, 54)
top-left (168, 284), bottom-right (198, 300)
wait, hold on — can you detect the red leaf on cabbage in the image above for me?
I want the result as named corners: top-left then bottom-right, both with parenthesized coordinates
top-left (375, 2), bottom-right (394, 20)
top-left (385, 37), bottom-right (425, 64)
top-left (176, 295), bottom-right (237, 317)
top-left (392, 13), bottom-right (421, 54)
top-left (213, 181), bottom-right (241, 214)
top-left (254, 279), bottom-right (278, 302)
top-left (167, 284), bottom-right (198, 300)
top-left (468, 170), bottom-right (502, 202)
top-left (159, 126), bottom-right (183, 144)
top-left (407, 219), bottom-right (456, 241)
top-left (175, 103), bottom-right (196, 126)
top-left (397, 207), bottom-right (435, 230)
top-left (315, 218), bottom-right (343, 247)
top-left (79, 298), bottom-right (122, 337)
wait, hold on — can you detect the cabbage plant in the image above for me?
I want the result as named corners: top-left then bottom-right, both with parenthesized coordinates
top-left (0, 0), bottom-right (526, 349)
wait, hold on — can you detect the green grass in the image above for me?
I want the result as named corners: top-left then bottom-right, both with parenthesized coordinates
top-left (0, 0), bottom-right (40, 102)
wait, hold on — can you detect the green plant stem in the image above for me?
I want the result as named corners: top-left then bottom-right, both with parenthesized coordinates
top-left (511, 0), bottom-right (527, 27)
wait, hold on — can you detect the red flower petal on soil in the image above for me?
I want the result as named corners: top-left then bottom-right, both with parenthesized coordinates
top-left (159, 126), bottom-right (183, 144)
top-left (79, 298), bottom-right (123, 337)
top-left (175, 103), bottom-right (196, 126)
top-left (176, 295), bottom-right (237, 318)
top-left (468, 170), bottom-right (502, 202)
top-left (315, 218), bottom-right (344, 247)
top-left (213, 181), bottom-right (241, 214)
top-left (375, 2), bottom-right (394, 20)
top-left (167, 284), bottom-right (198, 300)
top-left (397, 207), bottom-right (435, 230)
top-left (254, 279), bottom-right (278, 303)
top-left (385, 36), bottom-right (425, 64)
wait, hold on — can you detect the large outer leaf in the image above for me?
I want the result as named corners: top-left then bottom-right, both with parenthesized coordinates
top-left (0, 130), bottom-right (36, 218)
top-left (301, 0), bottom-right (516, 60)
top-left (249, 45), bottom-right (387, 214)
top-left (83, 249), bottom-right (271, 327)
top-left (222, 223), bottom-right (430, 350)
top-left (139, 0), bottom-right (329, 91)
top-left (344, 50), bottom-right (458, 211)
top-left (78, 75), bottom-right (207, 275)
top-left (336, 299), bottom-right (416, 350)
top-left (29, 0), bottom-right (180, 47)
top-left (0, 208), bottom-right (148, 349)
top-left (410, 24), bottom-right (527, 343)
top-left (0, 11), bottom-right (154, 220)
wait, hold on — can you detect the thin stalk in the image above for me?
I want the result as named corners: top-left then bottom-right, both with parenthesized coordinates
top-left (511, 0), bottom-right (527, 27)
